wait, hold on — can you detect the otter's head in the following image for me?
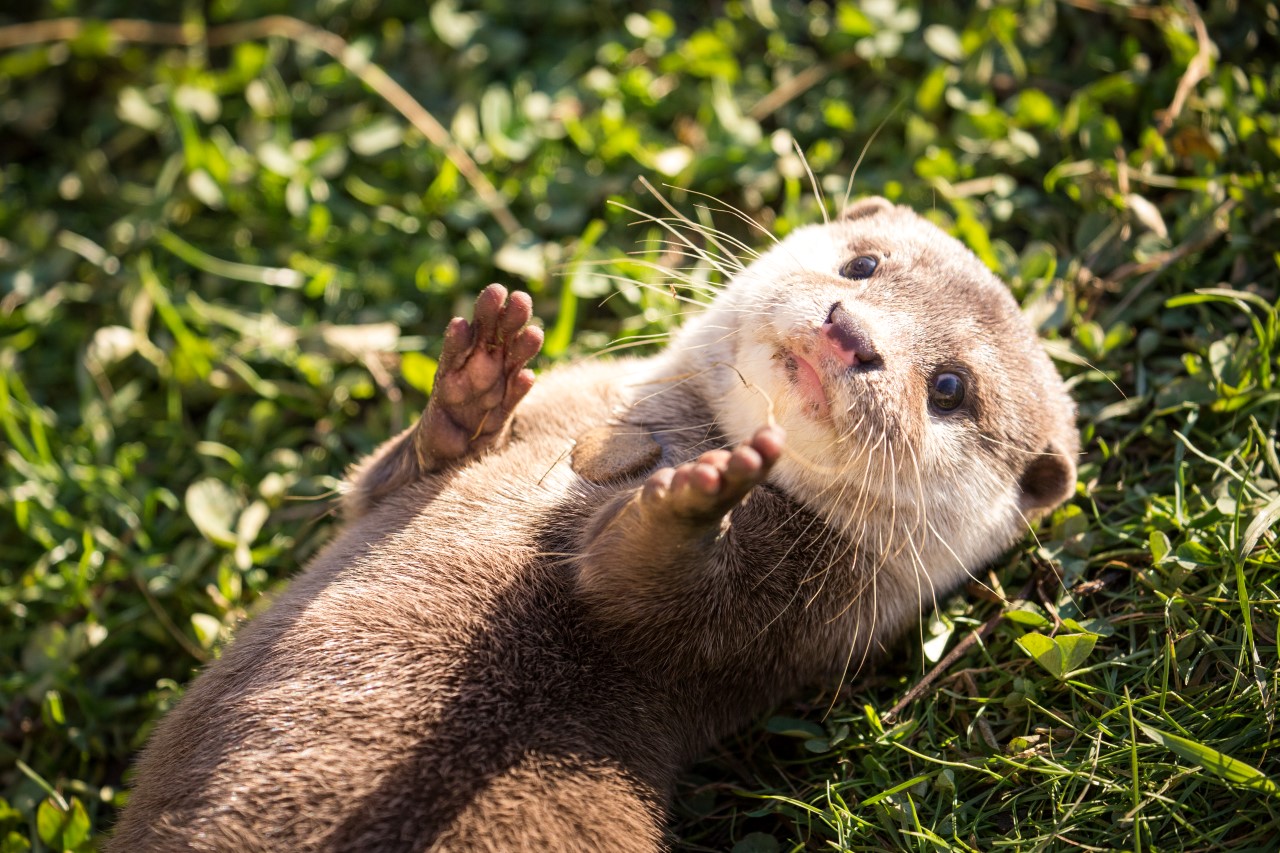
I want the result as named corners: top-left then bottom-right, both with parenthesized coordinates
top-left (683, 197), bottom-right (1078, 593)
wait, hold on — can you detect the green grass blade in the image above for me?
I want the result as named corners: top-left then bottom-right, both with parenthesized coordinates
top-left (1137, 723), bottom-right (1280, 799)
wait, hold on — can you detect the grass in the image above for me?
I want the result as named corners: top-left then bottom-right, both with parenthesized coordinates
top-left (1, 0), bottom-right (1278, 850)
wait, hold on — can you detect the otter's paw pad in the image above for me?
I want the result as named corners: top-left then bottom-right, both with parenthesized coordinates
top-left (641, 427), bottom-right (784, 521)
top-left (421, 283), bottom-right (544, 461)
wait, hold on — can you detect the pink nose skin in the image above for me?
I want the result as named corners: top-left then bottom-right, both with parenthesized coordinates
top-left (821, 303), bottom-right (881, 367)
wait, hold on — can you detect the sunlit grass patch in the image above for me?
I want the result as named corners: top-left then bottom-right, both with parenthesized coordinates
top-left (1, 1), bottom-right (1277, 849)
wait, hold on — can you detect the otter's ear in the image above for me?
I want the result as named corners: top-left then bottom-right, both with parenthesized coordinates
top-left (839, 196), bottom-right (895, 222)
top-left (1018, 442), bottom-right (1076, 515)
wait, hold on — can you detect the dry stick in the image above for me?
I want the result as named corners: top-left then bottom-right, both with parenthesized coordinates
top-left (1156, 0), bottom-right (1213, 135)
top-left (133, 571), bottom-right (210, 663)
top-left (1055, 0), bottom-right (1208, 134)
top-left (887, 564), bottom-right (1131, 725)
top-left (362, 352), bottom-right (404, 433)
top-left (1101, 199), bottom-right (1235, 325)
top-left (1058, 0), bottom-right (1162, 19)
top-left (0, 16), bottom-right (520, 237)
top-left (960, 670), bottom-right (999, 751)
top-left (882, 568), bottom-right (1045, 723)
top-left (748, 50), bottom-right (861, 122)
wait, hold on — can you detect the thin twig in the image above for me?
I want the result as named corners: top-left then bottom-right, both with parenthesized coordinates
top-left (363, 352), bottom-right (405, 433)
top-left (1156, 0), bottom-right (1213, 135)
top-left (0, 16), bottom-right (520, 236)
top-left (961, 670), bottom-right (1000, 751)
top-left (0, 18), bottom-right (187, 46)
top-left (883, 568), bottom-right (1045, 723)
top-left (1057, 0), bottom-right (1162, 20)
top-left (748, 50), bottom-right (861, 122)
top-left (133, 571), bottom-right (210, 663)
top-left (1101, 199), bottom-right (1235, 324)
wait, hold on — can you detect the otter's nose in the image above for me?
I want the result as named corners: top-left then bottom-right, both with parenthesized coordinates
top-left (821, 303), bottom-right (880, 367)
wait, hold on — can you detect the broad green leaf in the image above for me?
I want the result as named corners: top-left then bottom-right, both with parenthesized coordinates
top-left (732, 832), bottom-right (780, 853)
top-left (174, 85), bottom-right (220, 122)
top-left (401, 352), bottom-right (438, 395)
top-left (1055, 633), bottom-right (1098, 672)
top-left (1138, 723), bottom-right (1280, 799)
top-left (187, 169), bottom-right (224, 209)
top-left (1017, 631), bottom-right (1062, 677)
top-left (1017, 632), bottom-right (1097, 679)
top-left (236, 500), bottom-right (270, 547)
top-left (350, 118), bottom-right (405, 157)
top-left (923, 25), bottom-right (964, 62)
top-left (117, 87), bottom-right (163, 129)
top-left (1, 829), bottom-right (32, 853)
top-left (87, 325), bottom-right (137, 366)
top-left (429, 0), bottom-right (482, 48)
top-left (256, 141), bottom-right (298, 177)
top-left (63, 798), bottom-right (91, 850)
top-left (1175, 540), bottom-right (1215, 566)
top-left (191, 613), bottom-right (223, 649)
top-left (1018, 239), bottom-right (1058, 281)
top-left (1005, 605), bottom-right (1051, 627)
top-left (922, 621), bottom-right (952, 662)
top-left (765, 716), bottom-right (824, 739)
top-left (651, 145), bottom-right (693, 177)
top-left (1149, 530), bottom-right (1171, 564)
top-left (746, 0), bottom-right (779, 29)
top-left (235, 500), bottom-right (270, 571)
top-left (1075, 321), bottom-right (1105, 357)
top-left (1062, 617), bottom-right (1115, 637)
top-left (1124, 192), bottom-right (1168, 239)
top-left (185, 479), bottom-right (241, 547)
top-left (35, 799), bottom-right (63, 846)
top-left (863, 703), bottom-right (884, 736)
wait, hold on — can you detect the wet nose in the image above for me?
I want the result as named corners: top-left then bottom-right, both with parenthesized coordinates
top-left (821, 303), bottom-right (881, 367)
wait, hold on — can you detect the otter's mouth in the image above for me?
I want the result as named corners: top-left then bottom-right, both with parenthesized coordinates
top-left (779, 348), bottom-right (830, 418)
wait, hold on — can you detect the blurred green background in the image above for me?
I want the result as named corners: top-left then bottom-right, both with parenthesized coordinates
top-left (2, 1), bottom-right (1278, 850)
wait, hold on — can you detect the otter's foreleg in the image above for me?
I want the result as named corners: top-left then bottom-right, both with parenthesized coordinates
top-left (344, 284), bottom-right (543, 517)
top-left (576, 427), bottom-right (784, 619)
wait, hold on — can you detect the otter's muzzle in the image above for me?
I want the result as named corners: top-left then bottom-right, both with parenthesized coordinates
top-left (822, 302), bottom-right (880, 368)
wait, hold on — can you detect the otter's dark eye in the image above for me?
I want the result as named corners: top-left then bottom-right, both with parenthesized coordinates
top-left (839, 255), bottom-right (878, 280)
top-left (929, 372), bottom-right (965, 412)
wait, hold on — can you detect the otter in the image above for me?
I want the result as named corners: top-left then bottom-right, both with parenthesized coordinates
top-left (109, 197), bottom-right (1077, 852)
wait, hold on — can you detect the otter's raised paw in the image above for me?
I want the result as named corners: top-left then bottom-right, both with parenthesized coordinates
top-left (642, 427), bottom-right (785, 522)
top-left (417, 284), bottom-right (544, 463)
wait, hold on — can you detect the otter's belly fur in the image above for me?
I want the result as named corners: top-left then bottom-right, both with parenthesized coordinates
top-left (111, 362), bottom-right (841, 852)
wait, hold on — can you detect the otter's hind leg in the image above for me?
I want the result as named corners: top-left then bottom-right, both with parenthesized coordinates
top-left (344, 284), bottom-right (543, 517)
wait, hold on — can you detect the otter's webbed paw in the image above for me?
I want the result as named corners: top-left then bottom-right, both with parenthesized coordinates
top-left (416, 283), bottom-right (544, 465)
top-left (576, 427), bottom-right (785, 622)
top-left (639, 427), bottom-right (785, 525)
top-left (578, 425), bottom-right (778, 596)
top-left (343, 284), bottom-right (542, 518)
